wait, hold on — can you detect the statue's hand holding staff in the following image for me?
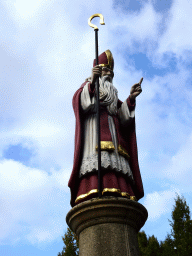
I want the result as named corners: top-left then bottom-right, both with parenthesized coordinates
top-left (91, 65), bottom-right (102, 86)
top-left (130, 77), bottom-right (143, 102)
top-left (91, 65), bottom-right (114, 89)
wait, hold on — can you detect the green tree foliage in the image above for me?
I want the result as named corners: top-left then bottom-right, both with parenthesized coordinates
top-left (58, 228), bottom-right (79, 256)
top-left (138, 231), bottom-right (161, 256)
top-left (138, 195), bottom-right (192, 256)
top-left (138, 231), bottom-right (148, 255)
top-left (146, 235), bottom-right (160, 256)
top-left (169, 194), bottom-right (192, 256)
top-left (160, 234), bottom-right (175, 256)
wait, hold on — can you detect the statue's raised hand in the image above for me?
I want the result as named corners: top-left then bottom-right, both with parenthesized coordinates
top-left (130, 77), bottom-right (143, 102)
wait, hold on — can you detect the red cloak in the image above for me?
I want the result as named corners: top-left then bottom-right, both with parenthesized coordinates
top-left (68, 81), bottom-right (144, 207)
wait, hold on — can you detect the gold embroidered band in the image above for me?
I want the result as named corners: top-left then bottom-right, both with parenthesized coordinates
top-left (121, 192), bottom-right (130, 199)
top-left (96, 141), bottom-right (115, 151)
top-left (130, 196), bottom-right (137, 201)
top-left (102, 188), bottom-right (121, 194)
top-left (75, 189), bottom-right (98, 203)
top-left (75, 188), bottom-right (136, 204)
top-left (118, 145), bottom-right (130, 159)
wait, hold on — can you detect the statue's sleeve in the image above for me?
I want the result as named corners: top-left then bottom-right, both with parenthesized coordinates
top-left (118, 97), bottom-right (135, 126)
top-left (80, 82), bottom-right (96, 113)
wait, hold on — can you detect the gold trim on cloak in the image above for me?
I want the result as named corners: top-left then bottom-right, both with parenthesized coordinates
top-left (118, 145), bottom-right (130, 160)
top-left (96, 141), bottom-right (115, 151)
top-left (102, 188), bottom-right (121, 194)
top-left (75, 189), bottom-right (98, 203)
top-left (95, 142), bottom-right (130, 160)
top-left (75, 188), bottom-right (137, 204)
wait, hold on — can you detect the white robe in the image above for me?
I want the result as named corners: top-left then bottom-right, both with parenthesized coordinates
top-left (79, 82), bottom-right (135, 182)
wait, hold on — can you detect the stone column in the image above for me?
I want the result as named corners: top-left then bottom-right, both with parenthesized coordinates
top-left (66, 196), bottom-right (148, 256)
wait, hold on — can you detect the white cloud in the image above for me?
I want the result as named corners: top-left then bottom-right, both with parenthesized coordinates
top-left (144, 189), bottom-right (179, 220)
top-left (111, 3), bottom-right (162, 53)
top-left (163, 133), bottom-right (192, 187)
top-left (0, 160), bottom-right (48, 192)
top-left (4, 0), bottom-right (55, 27)
top-left (0, 159), bottom-right (70, 244)
top-left (158, 0), bottom-right (192, 57)
top-left (26, 224), bottom-right (63, 244)
top-left (14, 121), bottom-right (62, 138)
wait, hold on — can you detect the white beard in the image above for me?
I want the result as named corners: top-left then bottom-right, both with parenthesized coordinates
top-left (97, 75), bottom-right (118, 115)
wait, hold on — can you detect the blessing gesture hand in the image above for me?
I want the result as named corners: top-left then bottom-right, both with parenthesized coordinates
top-left (130, 77), bottom-right (143, 102)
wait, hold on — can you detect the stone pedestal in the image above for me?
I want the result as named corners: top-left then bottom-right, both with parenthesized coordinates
top-left (66, 197), bottom-right (148, 256)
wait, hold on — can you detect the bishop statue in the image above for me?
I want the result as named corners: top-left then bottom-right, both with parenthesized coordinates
top-left (68, 50), bottom-right (144, 207)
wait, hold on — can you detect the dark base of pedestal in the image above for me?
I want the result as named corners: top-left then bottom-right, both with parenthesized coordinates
top-left (66, 196), bottom-right (148, 256)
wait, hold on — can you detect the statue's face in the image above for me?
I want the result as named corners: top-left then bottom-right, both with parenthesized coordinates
top-left (101, 67), bottom-right (114, 79)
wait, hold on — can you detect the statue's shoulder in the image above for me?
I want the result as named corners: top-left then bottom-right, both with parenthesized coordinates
top-left (117, 99), bottom-right (123, 109)
top-left (79, 77), bottom-right (91, 90)
top-left (85, 76), bottom-right (91, 83)
top-left (72, 79), bottom-right (91, 109)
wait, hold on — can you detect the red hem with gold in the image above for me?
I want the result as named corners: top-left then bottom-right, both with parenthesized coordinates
top-left (75, 171), bottom-right (136, 205)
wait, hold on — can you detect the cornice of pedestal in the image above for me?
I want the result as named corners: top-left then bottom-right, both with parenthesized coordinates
top-left (66, 196), bottom-right (148, 236)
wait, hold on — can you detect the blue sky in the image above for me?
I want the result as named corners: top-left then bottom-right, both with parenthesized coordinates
top-left (0, 0), bottom-right (192, 255)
